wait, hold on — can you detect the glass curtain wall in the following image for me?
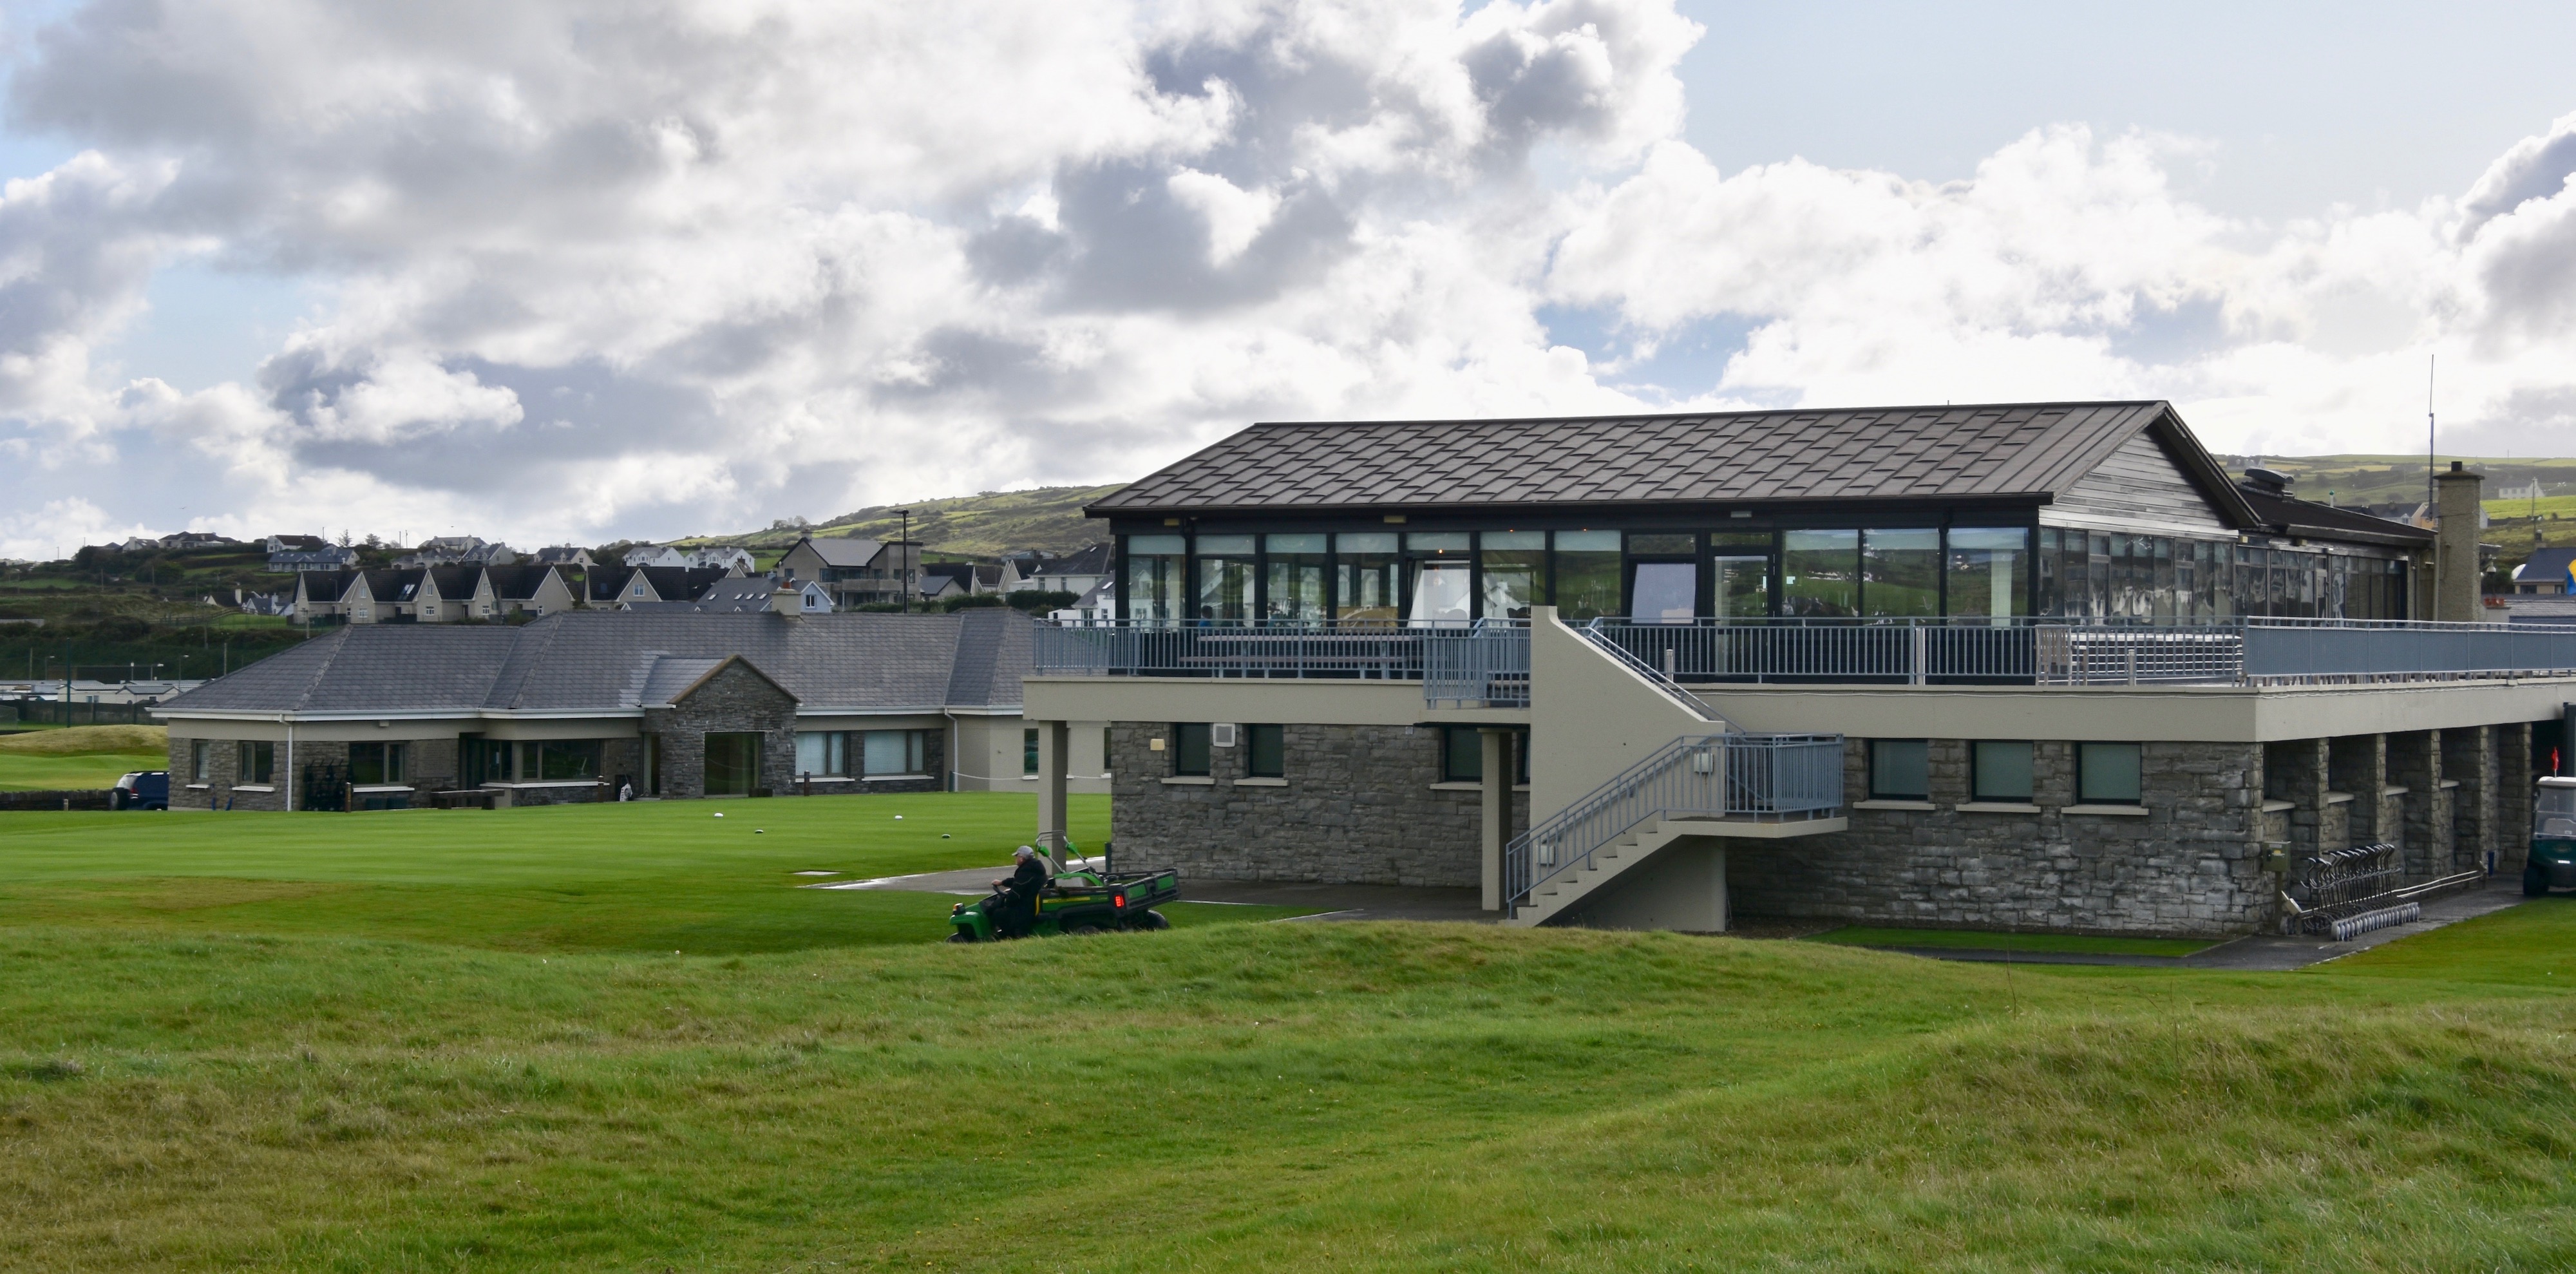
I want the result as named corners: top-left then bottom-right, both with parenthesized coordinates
top-left (1553, 531), bottom-right (1622, 620)
top-left (1334, 533), bottom-right (1399, 623)
top-left (1479, 531), bottom-right (1546, 619)
top-left (1264, 534), bottom-right (1327, 623)
top-left (1861, 529), bottom-right (1940, 617)
top-left (1125, 535), bottom-right (1186, 623)
top-left (1783, 530), bottom-right (1859, 616)
top-left (1194, 535), bottom-right (1256, 623)
top-left (1946, 528), bottom-right (2029, 620)
top-left (1709, 531), bottom-right (1770, 622)
top-left (1405, 533), bottom-right (1472, 626)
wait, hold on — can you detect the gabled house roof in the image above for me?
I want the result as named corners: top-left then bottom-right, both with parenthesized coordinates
top-left (482, 564), bottom-right (567, 602)
top-left (366, 568), bottom-right (426, 603)
top-left (425, 565), bottom-right (483, 600)
top-left (790, 536), bottom-right (889, 567)
top-left (1090, 401), bottom-right (2262, 524)
top-left (157, 609), bottom-right (1037, 718)
top-left (2515, 547), bottom-right (2576, 582)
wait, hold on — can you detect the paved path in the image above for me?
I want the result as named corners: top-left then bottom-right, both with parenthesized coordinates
top-left (1878, 879), bottom-right (2530, 971)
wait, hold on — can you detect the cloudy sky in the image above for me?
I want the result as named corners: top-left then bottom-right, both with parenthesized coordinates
top-left (5, 0), bottom-right (2576, 558)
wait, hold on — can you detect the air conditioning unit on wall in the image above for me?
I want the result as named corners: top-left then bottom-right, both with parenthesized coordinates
top-left (1211, 723), bottom-right (1237, 748)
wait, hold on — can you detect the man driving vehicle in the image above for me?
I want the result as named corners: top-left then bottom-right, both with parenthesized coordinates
top-left (992, 845), bottom-right (1048, 937)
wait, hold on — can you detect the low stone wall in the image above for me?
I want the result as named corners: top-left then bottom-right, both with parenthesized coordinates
top-left (0, 789), bottom-right (111, 812)
top-left (1728, 739), bottom-right (2272, 937)
top-left (1107, 721), bottom-right (1523, 889)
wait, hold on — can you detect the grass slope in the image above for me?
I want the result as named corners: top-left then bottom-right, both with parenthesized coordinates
top-left (0, 725), bottom-right (171, 790)
top-left (6, 799), bottom-right (2576, 1269)
top-left (681, 484), bottom-right (1124, 558)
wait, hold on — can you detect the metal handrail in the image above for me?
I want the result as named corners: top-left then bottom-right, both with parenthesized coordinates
top-left (1504, 732), bottom-right (1843, 912)
top-left (1578, 618), bottom-right (1728, 721)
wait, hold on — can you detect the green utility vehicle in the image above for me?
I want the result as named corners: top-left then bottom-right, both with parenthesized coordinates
top-left (947, 840), bottom-right (1180, 942)
top-left (2523, 776), bottom-right (2576, 896)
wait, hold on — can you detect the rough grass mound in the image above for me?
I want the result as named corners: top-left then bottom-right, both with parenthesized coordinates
top-left (0, 724), bottom-right (167, 756)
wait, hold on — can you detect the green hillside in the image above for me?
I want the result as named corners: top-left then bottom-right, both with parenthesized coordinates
top-left (2220, 454), bottom-right (2576, 567)
top-left (681, 485), bottom-right (1123, 559)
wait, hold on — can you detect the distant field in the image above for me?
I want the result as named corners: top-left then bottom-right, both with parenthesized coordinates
top-left (0, 725), bottom-right (169, 790)
top-left (6, 792), bottom-right (2576, 1269)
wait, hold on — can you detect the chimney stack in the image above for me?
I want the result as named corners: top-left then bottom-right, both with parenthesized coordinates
top-left (2434, 459), bottom-right (2483, 622)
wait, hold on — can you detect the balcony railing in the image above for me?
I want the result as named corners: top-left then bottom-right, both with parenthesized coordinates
top-left (1032, 616), bottom-right (2576, 696)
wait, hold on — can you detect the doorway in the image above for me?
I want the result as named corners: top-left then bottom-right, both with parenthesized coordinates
top-left (704, 732), bottom-right (760, 796)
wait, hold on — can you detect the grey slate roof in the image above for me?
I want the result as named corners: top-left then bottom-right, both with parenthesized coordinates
top-left (2237, 485), bottom-right (2434, 547)
top-left (158, 609), bottom-right (1035, 718)
top-left (1090, 401), bottom-right (2257, 522)
top-left (795, 536), bottom-right (887, 567)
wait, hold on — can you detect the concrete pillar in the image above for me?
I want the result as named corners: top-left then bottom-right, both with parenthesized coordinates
top-left (1035, 719), bottom-right (1070, 864)
top-left (2435, 461), bottom-right (2485, 623)
top-left (2444, 725), bottom-right (2495, 874)
top-left (2265, 738), bottom-right (2330, 859)
top-left (2328, 734), bottom-right (2388, 847)
top-left (2389, 730), bottom-right (2443, 877)
top-left (2499, 721), bottom-right (2537, 875)
top-left (1480, 727), bottom-right (1514, 911)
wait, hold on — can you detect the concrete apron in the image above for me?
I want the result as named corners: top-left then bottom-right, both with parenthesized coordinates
top-left (1876, 878), bottom-right (2530, 972)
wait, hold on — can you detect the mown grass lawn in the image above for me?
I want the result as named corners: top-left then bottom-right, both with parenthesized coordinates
top-left (5, 797), bottom-right (2576, 1271)
top-left (1809, 925), bottom-right (2217, 956)
top-left (0, 749), bottom-right (165, 790)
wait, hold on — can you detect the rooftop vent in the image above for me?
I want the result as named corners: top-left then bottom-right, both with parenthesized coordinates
top-left (2242, 468), bottom-right (2293, 495)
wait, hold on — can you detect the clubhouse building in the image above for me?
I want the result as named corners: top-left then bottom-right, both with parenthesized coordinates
top-left (1022, 401), bottom-right (2575, 936)
top-left (153, 609), bottom-right (1104, 810)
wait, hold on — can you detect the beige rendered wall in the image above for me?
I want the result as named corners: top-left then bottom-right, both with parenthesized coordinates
top-left (1696, 677), bottom-right (2576, 743)
top-left (1558, 839), bottom-right (1728, 932)
top-left (1527, 607), bottom-right (1713, 823)
top-left (950, 714), bottom-right (1111, 794)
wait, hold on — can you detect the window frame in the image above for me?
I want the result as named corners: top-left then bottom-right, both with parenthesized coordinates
top-left (1971, 739), bottom-right (2036, 803)
top-left (1023, 727), bottom-right (1040, 777)
top-left (189, 739), bottom-right (211, 783)
top-left (1868, 739), bottom-right (1930, 801)
top-left (1171, 723), bottom-right (1213, 777)
top-left (1245, 723), bottom-right (1285, 778)
top-left (2077, 741), bottom-right (2145, 806)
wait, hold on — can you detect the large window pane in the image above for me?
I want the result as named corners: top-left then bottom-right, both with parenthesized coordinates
top-left (1783, 530), bottom-right (1859, 617)
top-left (1946, 528), bottom-right (2030, 620)
top-left (1479, 531), bottom-right (1546, 620)
top-left (862, 730), bottom-right (923, 776)
top-left (541, 740), bottom-right (601, 780)
top-left (1172, 723), bottom-right (1212, 776)
top-left (1264, 533), bottom-right (1327, 623)
top-left (1862, 528), bottom-right (1940, 617)
top-left (1334, 532), bottom-right (1400, 623)
top-left (2078, 742), bottom-right (2142, 804)
top-left (797, 731), bottom-right (829, 775)
top-left (1124, 535), bottom-right (1186, 623)
top-left (1709, 531), bottom-right (1771, 622)
top-left (1247, 724), bottom-right (1285, 778)
top-left (704, 734), bottom-right (757, 795)
top-left (1406, 533), bottom-right (1472, 627)
top-left (1553, 531), bottom-right (1621, 621)
top-left (1972, 740), bottom-right (2034, 802)
top-left (1870, 739), bottom-right (1929, 799)
top-left (1195, 534), bottom-right (1256, 623)
top-left (1631, 562), bottom-right (1696, 622)
top-left (1441, 726), bottom-right (1483, 783)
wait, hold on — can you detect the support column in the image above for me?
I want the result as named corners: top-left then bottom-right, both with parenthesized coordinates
top-left (2391, 730), bottom-right (2442, 878)
top-left (2444, 725), bottom-right (2494, 875)
top-left (1480, 727), bottom-right (1513, 912)
top-left (2499, 721), bottom-right (2537, 875)
top-left (2266, 739), bottom-right (2330, 859)
top-left (1035, 719), bottom-right (1070, 866)
top-left (2328, 734), bottom-right (2387, 847)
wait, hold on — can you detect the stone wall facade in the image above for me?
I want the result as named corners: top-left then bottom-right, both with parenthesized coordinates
top-left (641, 661), bottom-right (802, 799)
top-left (1106, 721), bottom-right (1525, 888)
top-left (1728, 739), bottom-right (2271, 936)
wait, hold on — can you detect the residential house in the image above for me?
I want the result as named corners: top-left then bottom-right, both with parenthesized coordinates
top-left (484, 564), bottom-right (578, 617)
top-left (1019, 401), bottom-right (2564, 939)
top-left (292, 571), bottom-right (354, 623)
top-left (159, 532), bottom-right (238, 550)
top-left (116, 537), bottom-right (158, 553)
top-left (266, 535), bottom-right (359, 573)
top-left (687, 545), bottom-right (759, 574)
top-left (917, 562), bottom-right (999, 604)
top-left (777, 536), bottom-right (918, 608)
top-left (1050, 576), bottom-right (1117, 625)
top-left (623, 545), bottom-right (690, 568)
top-left (587, 566), bottom-right (740, 608)
top-left (153, 611), bottom-right (1106, 808)
top-left (531, 546), bottom-right (596, 569)
top-left (2512, 547), bottom-right (2576, 595)
top-left (1003, 544), bottom-right (1112, 596)
top-left (397, 535), bottom-right (515, 567)
top-left (627, 577), bottom-right (833, 615)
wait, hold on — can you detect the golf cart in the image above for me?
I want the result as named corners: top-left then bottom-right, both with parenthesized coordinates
top-left (2526, 776), bottom-right (2576, 896)
top-left (947, 836), bottom-right (1180, 942)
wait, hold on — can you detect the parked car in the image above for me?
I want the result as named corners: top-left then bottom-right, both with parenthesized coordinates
top-left (111, 770), bottom-right (169, 811)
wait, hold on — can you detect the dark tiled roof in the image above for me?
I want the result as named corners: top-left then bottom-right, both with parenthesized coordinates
top-left (426, 565), bottom-right (482, 599)
top-left (158, 611), bottom-right (1033, 718)
top-left (366, 568), bottom-right (425, 602)
top-left (587, 566), bottom-right (640, 602)
top-left (1090, 401), bottom-right (2254, 519)
top-left (2516, 548), bottom-right (2576, 580)
top-left (638, 566), bottom-right (733, 601)
top-left (482, 564), bottom-right (564, 602)
top-left (2237, 486), bottom-right (2434, 546)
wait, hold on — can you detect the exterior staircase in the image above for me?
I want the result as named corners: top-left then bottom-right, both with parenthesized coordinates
top-left (1504, 732), bottom-right (1845, 927)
